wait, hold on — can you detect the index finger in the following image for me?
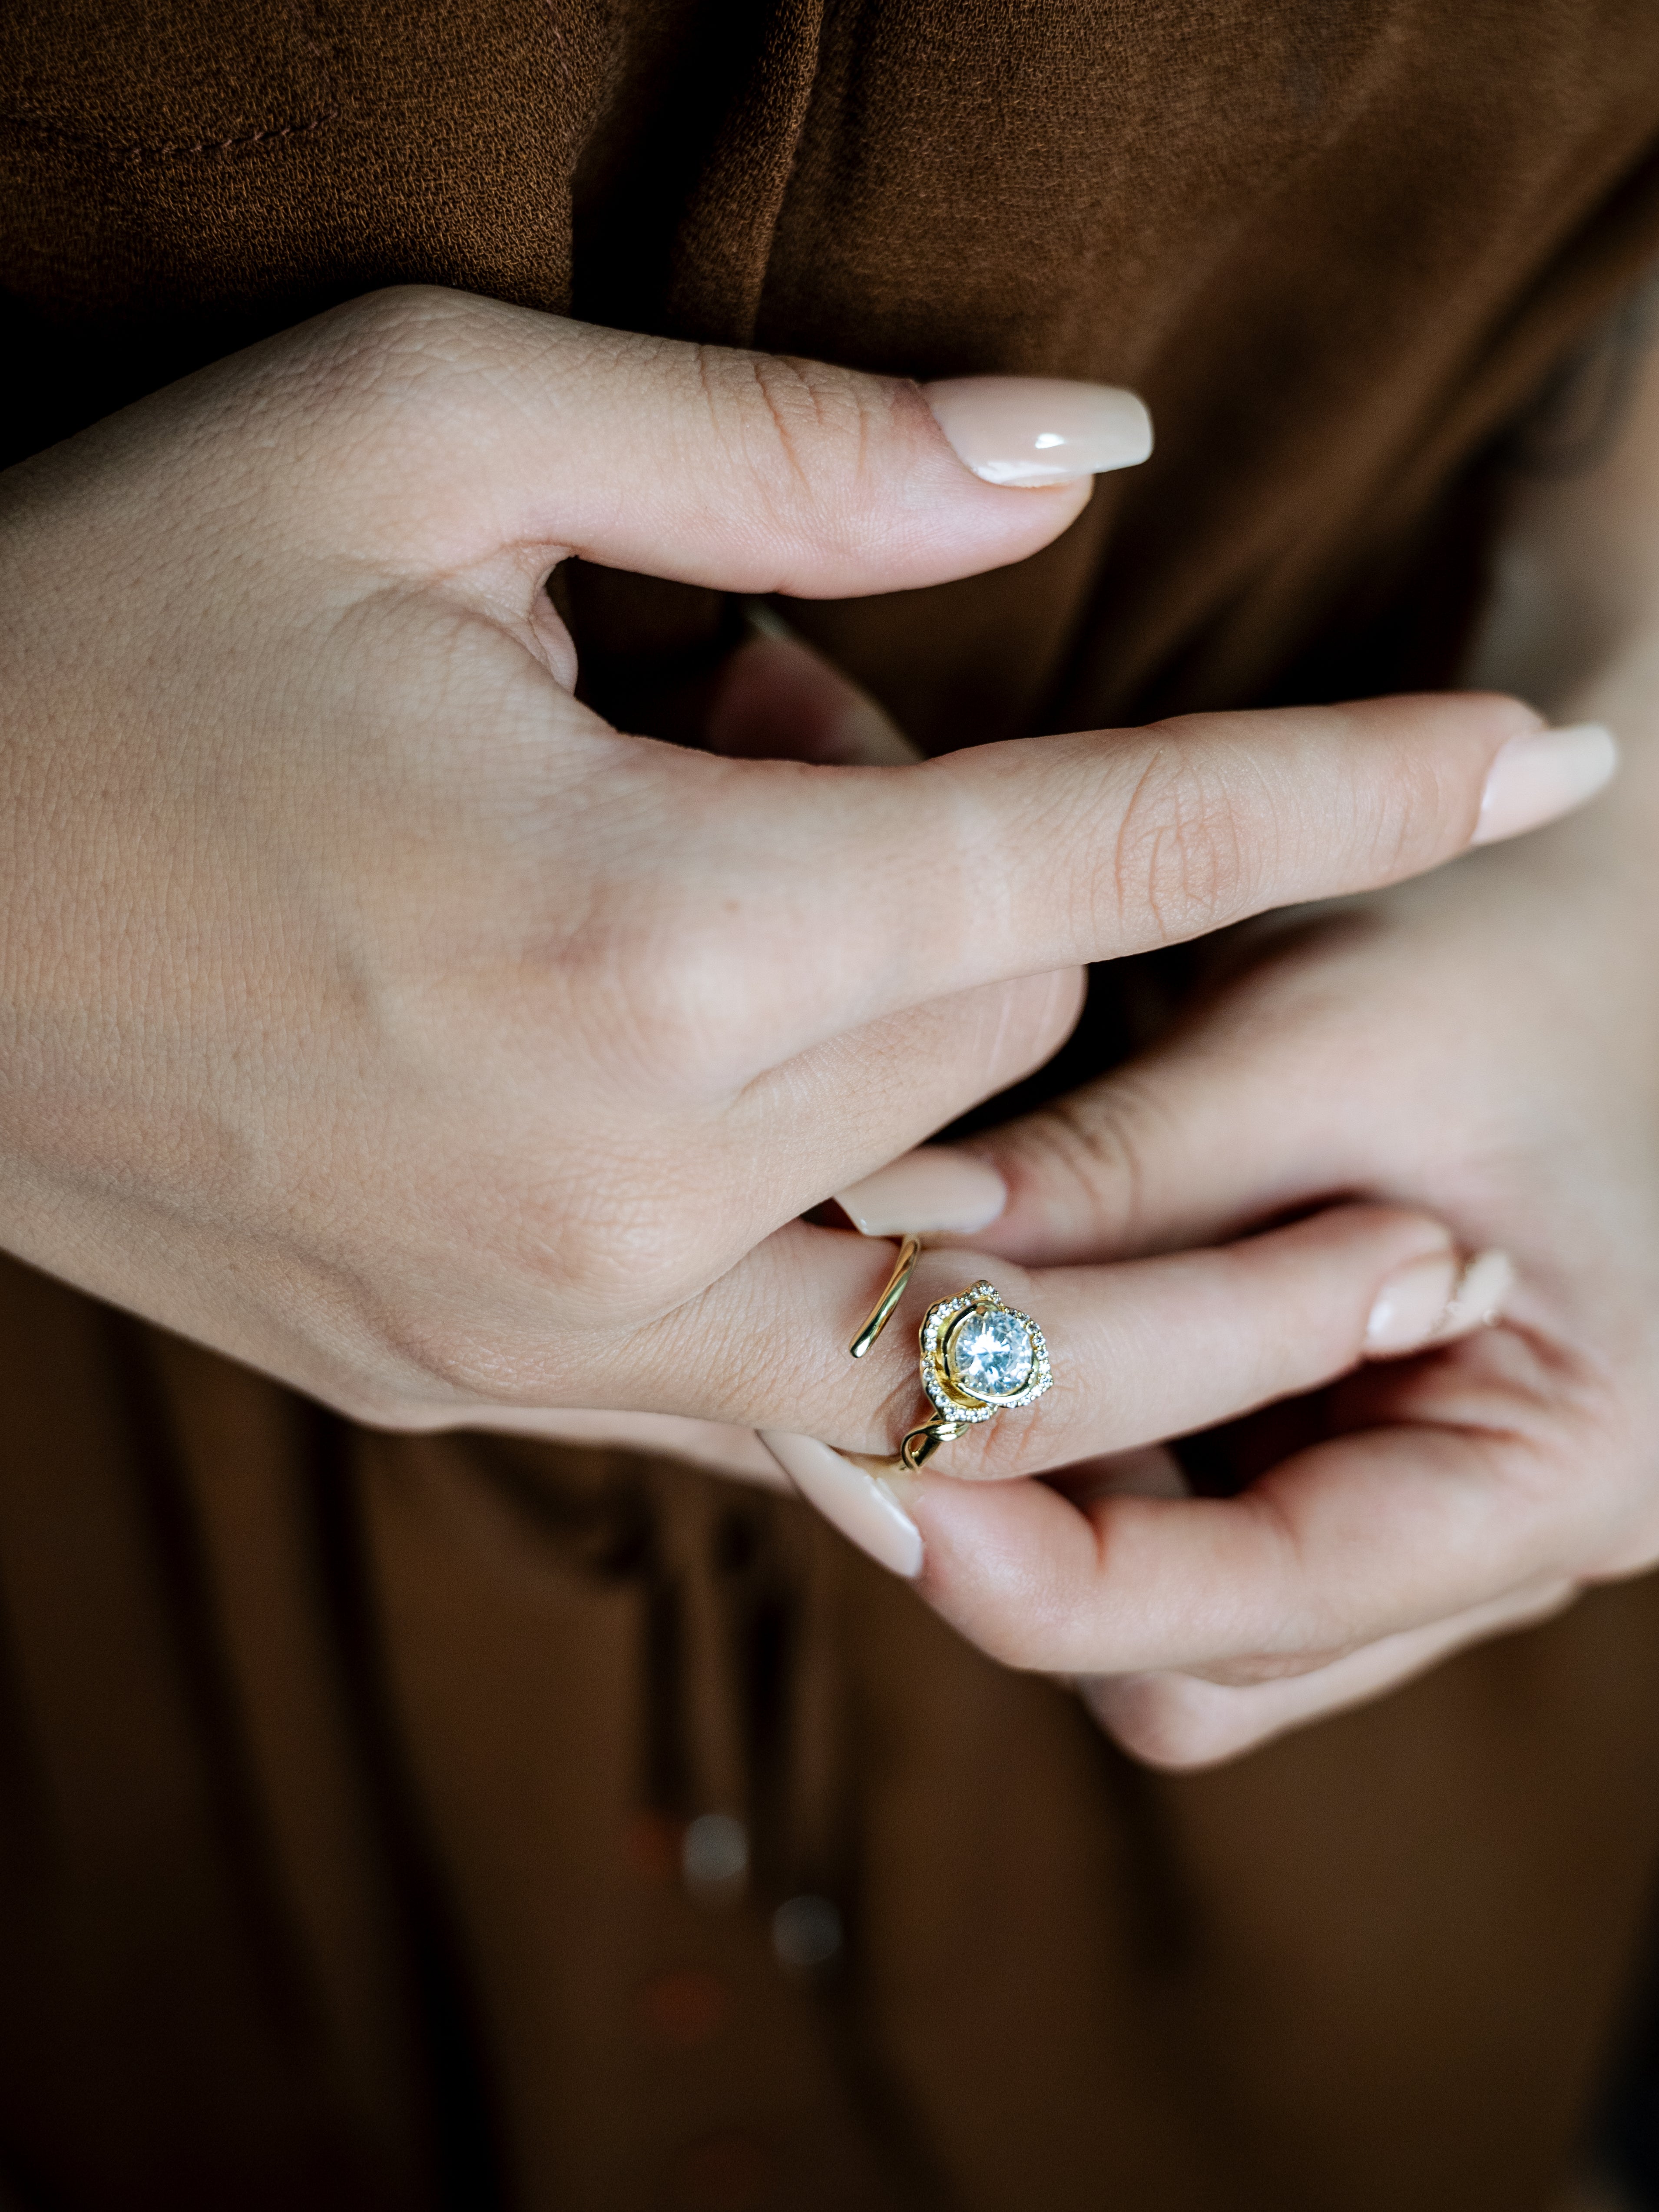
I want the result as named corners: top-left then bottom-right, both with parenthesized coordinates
top-left (676, 696), bottom-right (1615, 1063)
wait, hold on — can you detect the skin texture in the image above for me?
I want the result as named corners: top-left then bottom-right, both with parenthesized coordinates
top-left (905, 322), bottom-right (1659, 1768)
top-left (0, 286), bottom-right (1572, 1458)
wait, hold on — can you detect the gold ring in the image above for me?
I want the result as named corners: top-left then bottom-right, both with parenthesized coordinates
top-left (848, 1236), bottom-right (1054, 1471)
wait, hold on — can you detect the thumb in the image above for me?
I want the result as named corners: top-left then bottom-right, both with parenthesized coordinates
top-left (298, 287), bottom-right (1152, 597)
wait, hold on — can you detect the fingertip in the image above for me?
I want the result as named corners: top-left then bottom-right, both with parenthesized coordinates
top-left (760, 1431), bottom-right (924, 1579)
top-left (1439, 688), bottom-right (1548, 736)
top-left (486, 319), bottom-right (1115, 598)
top-left (1439, 1248), bottom-right (1516, 1338)
top-left (1362, 1241), bottom-right (1516, 1358)
top-left (833, 1148), bottom-right (1009, 1237)
top-left (1364, 1248), bottom-right (1462, 1357)
top-left (1471, 723), bottom-right (1619, 845)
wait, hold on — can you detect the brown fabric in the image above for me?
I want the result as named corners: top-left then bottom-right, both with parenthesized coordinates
top-left (6, 1249), bottom-right (1659, 2212)
top-left (7, 3), bottom-right (1659, 2207)
top-left (9, 0), bottom-right (1659, 732)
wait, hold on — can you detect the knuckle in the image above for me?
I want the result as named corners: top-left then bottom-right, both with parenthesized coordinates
top-left (375, 1325), bottom-right (520, 1405)
top-left (365, 1282), bottom-right (582, 1405)
top-left (309, 285), bottom-right (472, 400)
top-left (694, 346), bottom-right (898, 532)
top-left (491, 1151), bottom-right (720, 1326)
top-left (362, 1185), bottom-right (720, 1403)
top-left (547, 771), bottom-right (774, 1094)
top-left (331, 281), bottom-right (469, 349)
top-left (313, 1314), bottom-right (500, 1422)
top-left (535, 1188), bottom-right (707, 1320)
top-left (278, 287), bottom-right (508, 474)
top-left (566, 904), bottom-right (754, 1091)
top-left (1109, 739), bottom-right (1258, 943)
top-left (1364, 735), bottom-right (1472, 876)
top-left (1000, 1070), bottom-right (1171, 1253)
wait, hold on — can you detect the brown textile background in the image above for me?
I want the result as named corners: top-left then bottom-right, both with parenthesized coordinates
top-left (9, 0), bottom-right (1659, 736)
top-left (6, 4), bottom-right (1659, 2208)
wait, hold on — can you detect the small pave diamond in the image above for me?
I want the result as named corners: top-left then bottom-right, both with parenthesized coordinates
top-left (948, 1308), bottom-right (1034, 1400)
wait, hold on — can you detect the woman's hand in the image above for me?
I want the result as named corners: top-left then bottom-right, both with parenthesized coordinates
top-left (874, 321), bottom-right (1659, 1769)
top-left (903, 774), bottom-right (1655, 1767)
top-left (0, 285), bottom-right (1603, 1451)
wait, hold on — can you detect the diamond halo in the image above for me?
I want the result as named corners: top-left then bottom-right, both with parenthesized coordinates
top-left (918, 1280), bottom-right (1053, 1424)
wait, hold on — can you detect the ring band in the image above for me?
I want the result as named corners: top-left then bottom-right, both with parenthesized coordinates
top-left (847, 1233), bottom-right (922, 1360)
top-left (849, 1238), bottom-right (1054, 1470)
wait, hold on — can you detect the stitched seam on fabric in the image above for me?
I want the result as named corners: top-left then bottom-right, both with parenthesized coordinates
top-left (3, 0), bottom-right (341, 162)
top-left (2, 106), bottom-right (339, 159)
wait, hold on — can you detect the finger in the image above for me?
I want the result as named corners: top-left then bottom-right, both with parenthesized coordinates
top-left (944, 1031), bottom-right (1339, 1266)
top-left (632, 699), bottom-right (1617, 1070)
top-left (715, 643), bottom-right (1081, 1211)
top-left (1051, 1443), bottom-right (1192, 1503)
top-left (900, 1338), bottom-right (1586, 1676)
top-left (918, 928), bottom-right (1522, 1266)
top-left (916, 735), bottom-right (1618, 1273)
top-left (721, 966), bottom-right (1085, 1219)
top-left (567, 611), bottom-right (1087, 1179)
top-left (802, 702), bottom-right (1618, 1028)
top-left (703, 608), bottom-right (924, 766)
top-left (579, 1203), bottom-right (1465, 1468)
top-left (565, 970), bottom-right (1078, 1300)
top-left (1076, 1579), bottom-right (1576, 1769)
top-left (315, 289), bottom-right (1144, 592)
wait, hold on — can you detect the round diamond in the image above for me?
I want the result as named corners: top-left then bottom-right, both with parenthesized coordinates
top-left (947, 1308), bottom-right (1034, 1401)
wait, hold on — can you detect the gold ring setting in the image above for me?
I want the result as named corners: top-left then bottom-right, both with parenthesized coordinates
top-left (848, 1236), bottom-right (1054, 1471)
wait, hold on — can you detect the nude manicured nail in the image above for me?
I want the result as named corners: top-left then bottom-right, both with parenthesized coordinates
top-left (759, 1431), bottom-right (924, 1578)
top-left (834, 1149), bottom-right (1008, 1237)
top-left (1365, 1245), bottom-right (1515, 1356)
top-left (1441, 1249), bottom-right (1516, 1338)
top-left (1472, 723), bottom-right (1618, 844)
top-left (922, 376), bottom-right (1153, 486)
top-left (1364, 1250), bottom-right (1461, 1355)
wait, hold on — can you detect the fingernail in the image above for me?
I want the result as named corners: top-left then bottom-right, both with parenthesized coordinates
top-left (1365, 1246), bottom-right (1516, 1356)
top-left (1472, 723), bottom-right (1618, 844)
top-left (922, 376), bottom-right (1153, 486)
top-left (1364, 1249), bottom-right (1461, 1355)
top-left (758, 1431), bottom-right (924, 1579)
top-left (834, 1148), bottom-right (1007, 1237)
top-left (1440, 1248), bottom-right (1516, 1337)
